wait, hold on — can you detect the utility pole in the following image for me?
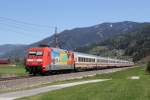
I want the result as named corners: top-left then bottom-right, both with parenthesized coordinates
top-left (54, 26), bottom-right (59, 48)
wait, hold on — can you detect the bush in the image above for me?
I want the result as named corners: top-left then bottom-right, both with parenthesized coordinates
top-left (146, 61), bottom-right (150, 74)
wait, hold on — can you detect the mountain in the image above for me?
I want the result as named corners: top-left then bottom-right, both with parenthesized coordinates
top-left (0, 21), bottom-right (150, 60)
top-left (35, 21), bottom-right (149, 49)
top-left (0, 44), bottom-right (26, 56)
top-left (77, 25), bottom-right (150, 62)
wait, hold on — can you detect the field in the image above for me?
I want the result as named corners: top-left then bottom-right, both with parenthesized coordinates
top-left (0, 63), bottom-right (26, 77)
top-left (18, 65), bottom-right (150, 100)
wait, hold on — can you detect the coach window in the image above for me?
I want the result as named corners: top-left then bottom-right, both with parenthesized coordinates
top-left (99, 59), bottom-right (101, 62)
top-left (90, 58), bottom-right (91, 62)
top-left (88, 58), bottom-right (90, 62)
top-left (79, 57), bottom-right (82, 62)
top-left (78, 57), bottom-right (81, 62)
top-left (103, 60), bottom-right (106, 63)
top-left (94, 59), bottom-right (95, 62)
top-left (86, 58), bottom-right (88, 62)
top-left (87, 58), bottom-right (89, 62)
top-left (89, 58), bottom-right (90, 62)
top-left (78, 57), bottom-right (80, 62)
top-left (80, 57), bottom-right (82, 62)
top-left (85, 58), bottom-right (87, 62)
top-left (83, 58), bottom-right (85, 62)
top-left (97, 59), bottom-right (99, 62)
top-left (78, 57), bottom-right (82, 62)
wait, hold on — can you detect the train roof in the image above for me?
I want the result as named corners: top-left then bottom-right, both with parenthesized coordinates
top-left (28, 47), bottom-right (133, 63)
top-left (74, 52), bottom-right (97, 57)
top-left (74, 51), bottom-right (132, 63)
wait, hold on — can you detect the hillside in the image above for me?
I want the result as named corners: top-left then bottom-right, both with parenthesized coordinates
top-left (0, 21), bottom-right (149, 59)
top-left (0, 44), bottom-right (26, 56)
top-left (77, 25), bottom-right (150, 62)
top-left (32, 21), bottom-right (146, 49)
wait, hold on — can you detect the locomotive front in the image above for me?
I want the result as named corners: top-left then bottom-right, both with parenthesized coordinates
top-left (25, 47), bottom-right (51, 75)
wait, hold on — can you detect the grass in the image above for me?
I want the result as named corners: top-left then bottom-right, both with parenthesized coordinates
top-left (0, 63), bottom-right (27, 76)
top-left (18, 65), bottom-right (150, 100)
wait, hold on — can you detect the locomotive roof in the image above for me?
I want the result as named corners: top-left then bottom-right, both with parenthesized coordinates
top-left (28, 47), bottom-right (133, 63)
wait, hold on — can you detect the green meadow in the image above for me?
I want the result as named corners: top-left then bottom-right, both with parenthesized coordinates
top-left (19, 65), bottom-right (150, 100)
top-left (0, 63), bottom-right (26, 76)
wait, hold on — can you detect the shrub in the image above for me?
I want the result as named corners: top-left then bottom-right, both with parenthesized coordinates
top-left (146, 61), bottom-right (150, 74)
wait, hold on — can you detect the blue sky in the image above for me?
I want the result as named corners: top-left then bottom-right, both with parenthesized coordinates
top-left (0, 0), bottom-right (150, 45)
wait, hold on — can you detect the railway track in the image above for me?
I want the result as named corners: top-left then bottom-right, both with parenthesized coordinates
top-left (0, 67), bottom-right (136, 93)
top-left (0, 71), bottom-right (75, 82)
top-left (0, 75), bottom-right (34, 81)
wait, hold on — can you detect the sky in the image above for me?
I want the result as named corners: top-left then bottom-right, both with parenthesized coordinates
top-left (0, 0), bottom-right (150, 45)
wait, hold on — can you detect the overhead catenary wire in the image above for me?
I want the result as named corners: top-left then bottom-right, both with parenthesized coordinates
top-left (0, 26), bottom-right (44, 39)
top-left (0, 16), bottom-right (56, 38)
top-left (0, 17), bottom-right (55, 34)
top-left (0, 21), bottom-right (51, 34)
top-left (0, 16), bottom-right (62, 46)
top-left (0, 16), bottom-right (54, 28)
top-left (0, 22), bottom-right (38, 33)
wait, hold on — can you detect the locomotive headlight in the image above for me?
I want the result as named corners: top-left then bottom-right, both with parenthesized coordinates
top-left (27, 59), bottom-right (34, 62)
top-left (36, 59), bottom-right (43, 62)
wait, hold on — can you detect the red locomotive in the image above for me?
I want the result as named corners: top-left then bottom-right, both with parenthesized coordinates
top-left (25, 47), bottom-right (74, 75)
top-left (25, 47), bottom-right (134, 75)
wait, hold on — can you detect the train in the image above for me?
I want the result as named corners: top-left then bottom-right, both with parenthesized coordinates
top-left (25, 47), bottom-right (134, 75)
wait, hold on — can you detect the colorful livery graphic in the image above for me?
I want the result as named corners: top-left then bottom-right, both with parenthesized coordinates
top-left (25, 47), bottom-right (134, 75)
top-left (51, 48), bottom-right (74, 70)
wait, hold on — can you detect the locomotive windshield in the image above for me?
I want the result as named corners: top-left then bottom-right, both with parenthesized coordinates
top-left (28, 51), bottom-right (43, 56)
